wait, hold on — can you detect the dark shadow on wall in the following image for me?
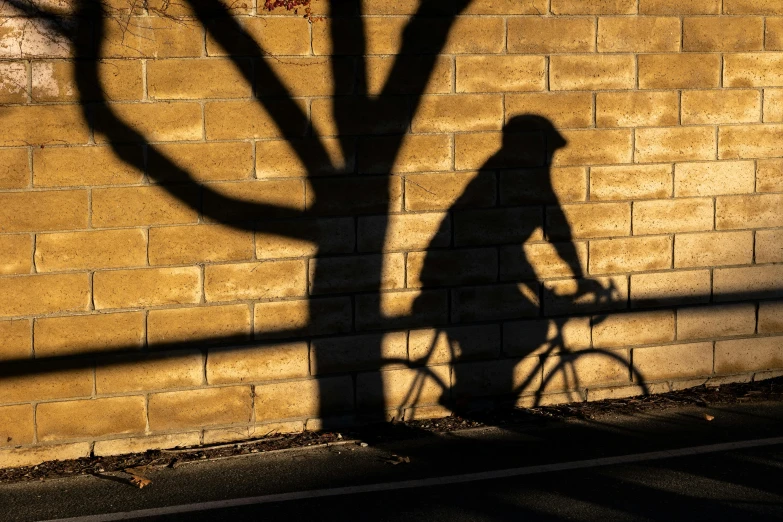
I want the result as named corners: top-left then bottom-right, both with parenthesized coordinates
top-left (5, 0), bottom-right (780, 429)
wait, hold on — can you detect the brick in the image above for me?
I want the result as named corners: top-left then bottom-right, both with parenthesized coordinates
top-left (32, 60), bottom-right (142, 101)
top-left (506, 93), bottom-right (593, 129)
top-left (0, 105), bottom-right (89, 146)
top-left (767, 18), bottom-right (783, 50)
top-left (37, 396), bottom-right (146, 442)
top-left (631, 270), bottom-right (711, 307)
top-left (34, 146), bottom-right (144, 187)
top-left (682, 90), bottom-right (761, 125)
top-left (550, 55), bottom-right (636, 91)
top-left (104, 16), bottom-right (203, 57)
top-left (589, 236), bottom-right (672, 274)
top-left (633, 198), bottom-right (713, 235)
top-left (254, 297), bottom-right (352, 339)
top-left (313, 17), bottom-right (505, 56)
top-left (590, 165), bottom-right (672, 201)
top-left (501, 167), bottom-right (588, 204)
top-left (678, 303), bottom-right (757, 340)
top-left (639, 54), bottom-right (721, 89)
top-left (96, 350), bottom-right (203, 393)
top-left (410, 324), bottom-right (501, 364)
top-left (674, 161), bottom-right (755, 196)
top-left (356, 290), bottom-right (449, 331)
top-left (361, 0), bottom-right (548, 14)
top-left (716, 194), bottom-right (783, 229)
top-left (309, 254), bottom-right (404, 294)
top-left (635, 127), bottom-right (716, 163)
top-left (92, 186), bottom-right (199, 228)
top-left (551, 0), bottom-right (636, 14)
top-left (455, 207), bottom-right (544, 246)
top-left (148, 305), bottom-right (251, 345)
top-left (0, 234), bottom-right (31, 276)
top-left (205, 99), bottom-right (308, 140)
top-left (207, 17), bottom-right (311, 56)
top-left (452, 283), bottom-right (540, 323)
top-left (0, 363), bottom-right (92, 402)
top-left (407, 249), bottom-right (497, 288)
top-left (724, 54), bottom-right (783, 87)
top-left (548, 202), bottom-right (631, 239)
top-left (202, 423), bottom-right (303, 444)
top-left (35, 229), bottom-right (147, 273)
top-left (257, 57), bottom-right (354, 97)
top-left (456, 56), bottom-right (545, 93)
top-left (716, 337), bottom-right (783, 374)
top-left (639, 0), bottom-right (720, 14)
top-left (759, 302), bottom-right (783, 334)
top-left (256, 138), bottom-right (354, 178)
top-left (714, 265), bottom-right (783, 301)
top-left (94, 432), bottom-right (202, 457)
top-left (94, 102), bottom-right (202, 143)
top-left (0, 62), bottom-right (26, 103)
top-left (205, 260), bottom-right (306, 302)
top-left (455, 131), bottom-right (546, 171)
top-left (724, 0), bottom-right (783, 14)
top-left (94, 267), bottom-right (200, 309)
top-left (596, 91), bottom-right (679, 128)
top-left (543, 276), bottom-right (628, 315)
top-left (35, 312), bottom-right (145, 357)
top-left (148, 58), bottom-right (251, 99)
top-left (203, 179), bottom-right (305, 222)
top-left (553, 129), bottom-right (634, 166)
top-left (405, 172), bottom-right (497, 211)
top-left (364, 56), bottom-right (453, 95)
top-left (501, 242), bottom-right (588, 280)
top-left (587, 382), bottom-right (669, 401)
top-left (0, 405), bottom-right (33, 447)
top-left (359, 213), bottom-right (449, 253)
top-left (0, 17), bottom-right (78, 58)
top-left (208, 342), bottom-right (308, 384)
top-left (0, 273), bottom-right (90, 318)
top-left (683, 16), bottom-right (763, 51)
top-left (675, 231), bottom-right (753, 268)
top-left (756, 230), bottom-right (783, 263)
top-left (543, 349), bottom-right (631, 390)
top-left (508, 17), bottom-right (595, 53)
top-left (308, 177), bottom-right (403, 215)
top-left (0, 443), bottom-right (90, 470)
top-left (149, 225), bottom-right (253, 265)
top-left (149, 142), bottom-right (253, 182)
top-left (255, 377), bottom-right (353, 421)
top-left (256, 218), bottom-right (354, 259)
top-left (593, 311), bottom-right (675, 348)
top-left (633, 342), bottom-right (713, 380)
top-left (312, 97), bottom-right (410, 137)
top-left (503, 318), bottom-right (591, 357)
top-left (412, 95), bottom-right (503, 133)
top-left (719, 125), bottom-right (783, 159)
top-left (311, 332), bottom-right (407, 374)
top-left (149, 386), bottom-right (253, 430)
top-left (358, 134), bottom-right (452, 174)
top-left (757, 160), bottom-right (783, 192)
top-left (0, 319), bottom-right (31, 360)
top-left (0, 148), bottom-right (29, 189)
top-left (357, 366), bottom-right (450, 410)
top-left (598, 17), bottom-right (680, 52)
top-left (453, 357), bottom-right (542, 399)
top-left (763, 88), bottom-right (783, 122)
top-left (0, 190), bottom-right (87, 233)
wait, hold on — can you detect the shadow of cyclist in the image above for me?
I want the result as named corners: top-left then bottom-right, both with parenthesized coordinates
top-left (410, 114), bottom-right (608, 413)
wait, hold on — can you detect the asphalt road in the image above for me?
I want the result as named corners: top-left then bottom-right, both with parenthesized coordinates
top-left (3, 401), bottom-right (783, 521)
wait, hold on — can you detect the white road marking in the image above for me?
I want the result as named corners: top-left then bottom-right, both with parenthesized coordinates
top-left (43, 436), bottom-right (783, 522)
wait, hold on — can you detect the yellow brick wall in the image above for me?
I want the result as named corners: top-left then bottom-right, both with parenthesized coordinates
top-left (0, 0), bottom-right (782, 467)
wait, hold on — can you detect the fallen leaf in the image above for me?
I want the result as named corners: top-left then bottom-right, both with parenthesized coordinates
top-left (703, 413), bottom-right (715, 422)
top-left (129, 474), bottom-right (152, 489)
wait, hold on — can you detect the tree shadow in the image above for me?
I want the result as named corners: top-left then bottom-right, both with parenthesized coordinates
top-left (2, 0), bottom-right (656, 432)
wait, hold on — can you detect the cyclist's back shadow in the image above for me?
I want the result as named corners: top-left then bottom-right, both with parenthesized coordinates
top-left (410, 114), bottom-right (607, 413)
